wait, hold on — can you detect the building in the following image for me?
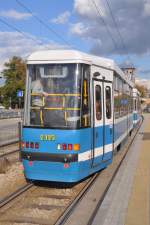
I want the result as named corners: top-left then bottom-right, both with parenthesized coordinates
top-left (121, 67), bottom-right (136, 83)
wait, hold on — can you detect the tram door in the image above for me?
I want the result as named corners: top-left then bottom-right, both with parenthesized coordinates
top-left (92, 79), bottom-right (113, 167)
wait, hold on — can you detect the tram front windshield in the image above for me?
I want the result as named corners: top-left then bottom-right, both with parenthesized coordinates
top-left (26, 64), bottom-right (83, 128)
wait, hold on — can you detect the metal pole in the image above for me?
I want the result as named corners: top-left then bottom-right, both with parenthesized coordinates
top-left (19, 97), bottom-right (21, 109)
top-left (9, 97), bottom-right (11, 109)
top-left (18, 121), bottom-right (22, 162)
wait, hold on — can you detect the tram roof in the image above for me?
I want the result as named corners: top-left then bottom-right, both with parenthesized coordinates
top-left (28, 49), bottom-right (116, 69)
top-left (27, 49), bottom-right (133, 86)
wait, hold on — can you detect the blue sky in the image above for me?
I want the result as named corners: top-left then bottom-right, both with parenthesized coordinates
top-left (0, 0), bottom-right (150, 86)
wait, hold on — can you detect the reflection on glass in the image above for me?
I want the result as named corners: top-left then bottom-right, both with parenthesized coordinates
top-left (27, 64), bottom-right (82, 128)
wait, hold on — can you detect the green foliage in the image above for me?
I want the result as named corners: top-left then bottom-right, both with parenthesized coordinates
top-left (0, 56), bottom-right (26, 108)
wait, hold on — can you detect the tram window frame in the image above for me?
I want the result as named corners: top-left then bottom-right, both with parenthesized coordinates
top-left (114, 90), bottom-right (120, 119)
top-left (81, 64), bottom-right (91, 127)
top-left (129, 87), bottom-right (132, 113)
top-left (95, 85), bottom-right (102, 121)
top-left (105, 86), bottom-right (112, 119)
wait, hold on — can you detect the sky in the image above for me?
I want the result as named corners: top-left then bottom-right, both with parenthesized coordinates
top-left (0, 0), bottom-right (150, 86)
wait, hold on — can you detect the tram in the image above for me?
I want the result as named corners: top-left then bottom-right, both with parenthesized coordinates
top-left (133, 88), bottom-right (141, 127)
top-left (21, 50), bottom-right (134, 182)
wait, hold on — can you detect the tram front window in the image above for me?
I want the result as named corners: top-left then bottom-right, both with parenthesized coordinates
top-left (26, 64), bottom-right (83, 128)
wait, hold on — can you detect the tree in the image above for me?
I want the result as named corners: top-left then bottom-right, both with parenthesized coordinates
top-left (0, 56), bottom-right (26, 108)
top-left (135, 84), bottom-right (148, 98)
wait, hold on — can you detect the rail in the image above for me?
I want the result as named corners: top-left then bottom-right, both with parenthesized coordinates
top-left (0, 140), bottom-right (18, 148)
top-left (0, 183), bottom-right (34, 209)
top-left (0, 149), bottom-right (19, 159)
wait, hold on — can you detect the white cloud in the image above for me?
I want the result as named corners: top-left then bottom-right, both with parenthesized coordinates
top-left (144, 1), bottom-right (150, 16)
top-left (0, 9), bottom-right (32, 20)
top-left (0, 31), bottom-right (66, 74)
top-left (70, 22), bottom-right (89, 36)
top-left (51, 11), bottom-right (71, 24)
top-left (72, 0), bottom-right (150, 56)
top-left (74, 0), bottom-right (106, 20)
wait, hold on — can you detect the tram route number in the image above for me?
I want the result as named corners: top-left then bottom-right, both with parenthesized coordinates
top-left (40, 134), bottom-right (56, 141)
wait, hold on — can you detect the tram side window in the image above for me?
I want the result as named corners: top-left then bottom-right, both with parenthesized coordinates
top-left (106, 86), bottom-right (112, 119)
top-left (114, 90), bottom-right (119, 119)
top-left (95, 85), bottom-right (102, 120)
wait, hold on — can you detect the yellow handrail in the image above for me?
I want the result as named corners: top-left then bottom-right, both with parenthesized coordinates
top-left (31, 92), bottom-right (81, 125)
top-left (31, 107), bottom-right (80, 111)
top-left (31, 93), bottom-right (80, 97)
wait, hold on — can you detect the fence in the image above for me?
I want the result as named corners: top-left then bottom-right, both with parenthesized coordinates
top-left (0, 109), bottom-right (23, 119)
top-left (0, 110), bottom-right (23, 146)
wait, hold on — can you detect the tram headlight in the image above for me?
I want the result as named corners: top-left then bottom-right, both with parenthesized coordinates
top-left (68, 144), bottom-right (73, 150)
top-left (30, 142), bottom-right (34, 148)
top-left (22, 141), bottom-right (39, 149)
top-left (21, 142), bottom-right (25, 149)
top-left (62, 144), bottom-right (67, 150)
top-left (74, 144), bottom-right (80, 151)
top-left (57, 144), bottom-right (62, 150)
top-left (57, 143), bottom-right (80, 151)
top-left (35, 143), bottom-right (39, 149)
top-left (26, 142), bottom-right (29, 148)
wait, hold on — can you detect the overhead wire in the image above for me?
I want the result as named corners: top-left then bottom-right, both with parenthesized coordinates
top-left (104, 0), bottom-right (134, 67)
top-left (16, 0), bottom-right (73, 48)
top-left (1, 0), bottom-right (134, 68)
top-left (0, 17), bottom-right (46, 46)
top-left (89, 0), bottom-right (119, 53)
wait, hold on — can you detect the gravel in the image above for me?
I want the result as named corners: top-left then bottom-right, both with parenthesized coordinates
top-left (0, 161), bottom-right (26, 199)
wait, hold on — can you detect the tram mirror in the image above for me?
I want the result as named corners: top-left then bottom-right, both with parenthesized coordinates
top-left (93, 72), bottom-right (101, 77)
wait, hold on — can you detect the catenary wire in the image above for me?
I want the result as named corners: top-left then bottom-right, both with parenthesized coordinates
top-left (104, 0), bottom-right (134, 66)
top-left (0, 17), bottom-right (46, 46)
top-left (90, 0), bottom-right (119, 52)
top-left (16, 0), bottom-right (73, 48)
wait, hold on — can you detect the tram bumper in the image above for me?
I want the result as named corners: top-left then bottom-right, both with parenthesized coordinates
top-left (22, 151), bottom-right (83, 182)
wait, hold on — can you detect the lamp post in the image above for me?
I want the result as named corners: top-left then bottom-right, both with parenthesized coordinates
top-left (9, 97), bottom-right (12, 109)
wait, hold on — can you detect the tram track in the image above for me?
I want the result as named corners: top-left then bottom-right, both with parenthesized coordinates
top-left (0, 141), bottom-right (19, 160)
top-left (0, 176), bottom-right (98, 225)
top-left (0, 140), bottom-right (18, 148)
top-left (0, 183), bottom-right (34, 209)
top-left (0, 118), bottom-right (143, 225)
top-left (0, 149), bottom-right (19, 159)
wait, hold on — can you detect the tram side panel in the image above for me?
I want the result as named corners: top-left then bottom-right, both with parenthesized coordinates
top-left (113, 74), bottom-right (133, 150)
top-left (133, 89), bottom-right (141, 127)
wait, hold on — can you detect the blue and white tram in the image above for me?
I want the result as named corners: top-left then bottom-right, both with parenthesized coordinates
top-left (133, 88), bottom-right (141, 127)
top-left (22, 50), bottom-right (134, 182)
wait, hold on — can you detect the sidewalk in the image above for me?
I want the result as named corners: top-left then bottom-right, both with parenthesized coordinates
top-left (92, 114), bottom-right (150, 225)
top-left (125, 114), bottom-right (150, 225)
